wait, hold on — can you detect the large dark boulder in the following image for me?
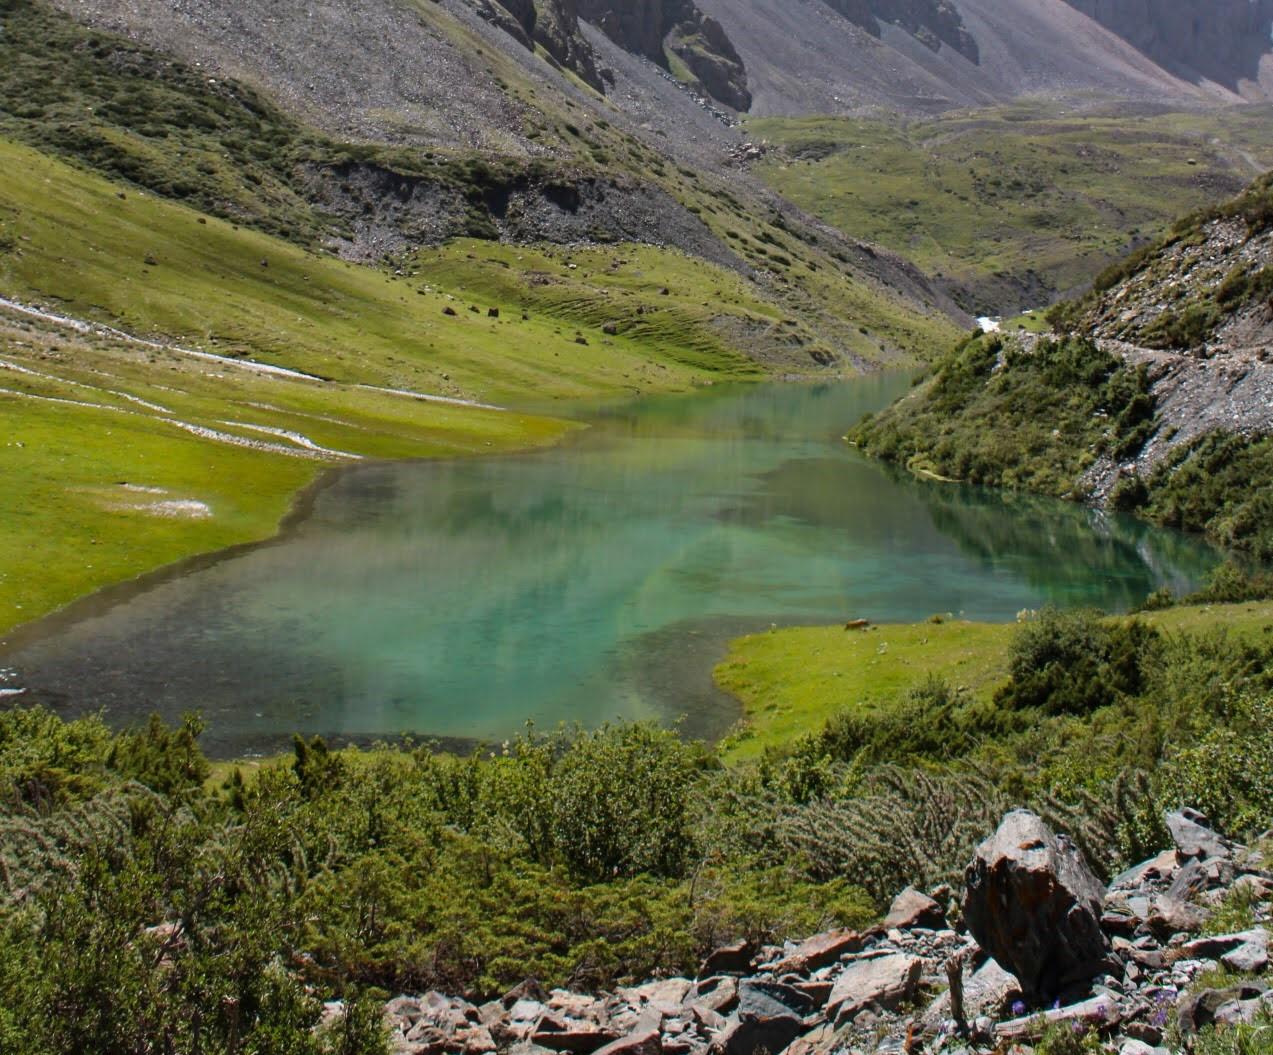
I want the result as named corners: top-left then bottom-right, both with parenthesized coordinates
top-left (963, 810), bottom-right (1111, 1001)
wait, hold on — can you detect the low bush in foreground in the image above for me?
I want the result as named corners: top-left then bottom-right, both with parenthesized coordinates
top-left (0, 605), bottom-right (1270, 1051)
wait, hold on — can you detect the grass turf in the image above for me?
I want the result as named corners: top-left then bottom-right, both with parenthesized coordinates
top-left (716, 601), bottom-right (1273, 760)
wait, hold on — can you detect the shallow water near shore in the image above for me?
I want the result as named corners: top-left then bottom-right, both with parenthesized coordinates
top-left (2, 375), bottom-right (1221, 756)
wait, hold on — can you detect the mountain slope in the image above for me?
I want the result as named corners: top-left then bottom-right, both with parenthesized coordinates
top-left (697, 0), bottom-right (1267, 115)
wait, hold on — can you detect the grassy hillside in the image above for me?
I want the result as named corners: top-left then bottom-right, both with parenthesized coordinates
top-left (0, 137), bottom-right (802, 633)
top-left (845, 328), bottom-right (1273, 558)
top-left (746, 104), bottom-right (1273, 314)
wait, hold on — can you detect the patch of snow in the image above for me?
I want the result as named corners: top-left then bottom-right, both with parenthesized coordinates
top-left (220, 420), bottom-right (362, 459)
top-left (977, 316), bottom-right (1002, 333)
top-left (137, 499), bottom-right (212, 519)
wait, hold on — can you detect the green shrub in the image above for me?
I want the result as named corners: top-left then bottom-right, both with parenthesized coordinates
top-left (996, 608), bottom-right (1161, 716)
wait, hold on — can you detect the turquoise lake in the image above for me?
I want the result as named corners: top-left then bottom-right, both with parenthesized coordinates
top-left (1, 375), bottom-right (1221, 756)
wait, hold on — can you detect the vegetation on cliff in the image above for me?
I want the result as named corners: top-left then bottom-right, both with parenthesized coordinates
top-left (847, 333), bottom-right (1155, 498)
top-left (847, 328), bottom-right (1273, 559)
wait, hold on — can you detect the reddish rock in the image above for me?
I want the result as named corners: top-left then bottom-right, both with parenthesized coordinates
top-left (769, 929), bottom-right (866, 974)
top-left (963, 810), bottom-right (1111, 1001)
top-left (825, 954), bottom-right (923, 1025)
top-left (883, 887), bottom-right (946, 930)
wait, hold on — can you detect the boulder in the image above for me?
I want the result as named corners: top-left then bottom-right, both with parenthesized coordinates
top-left (1165, 809), bottom-right (1230, 862)
top-left (825, 953), bottom-right (922, 1025)
top-left (962, 810), bottom-right (1111, 1001)
top-left (883, 887), bottom-right (946, 931)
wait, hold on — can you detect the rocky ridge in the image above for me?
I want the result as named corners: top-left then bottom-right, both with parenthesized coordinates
top-left (338, 809), bottom-right (1271, 1055)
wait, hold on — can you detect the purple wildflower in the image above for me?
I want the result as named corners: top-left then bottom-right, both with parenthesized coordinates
top-left (1011, 1000), bottom-right (1026, 1017)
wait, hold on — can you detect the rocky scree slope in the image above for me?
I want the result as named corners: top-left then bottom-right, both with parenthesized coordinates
top-left (363, 808), bottom-right (1272, 1055)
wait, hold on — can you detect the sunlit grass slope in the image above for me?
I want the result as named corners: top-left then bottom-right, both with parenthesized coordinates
top-left (716, 601), bottom-right (1273, 760)
top-left (0, 137), bottom-right (787, 632)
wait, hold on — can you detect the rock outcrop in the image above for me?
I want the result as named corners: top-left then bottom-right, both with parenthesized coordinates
top-left (821, 0), bottom-right (979, 62)
top-left (962, 810), bottom-right (1112, 1001)
top-left (368, 808), bottom-right (1271, 1055)
top-left (577, 0), bottom-right (750, 110)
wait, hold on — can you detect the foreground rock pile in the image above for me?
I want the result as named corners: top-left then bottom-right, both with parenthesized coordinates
top-left (362, 809), bottom-right (1271, 1054)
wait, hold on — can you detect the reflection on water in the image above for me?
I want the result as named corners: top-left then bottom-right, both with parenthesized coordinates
top-left (1, 376), bottom-right (1221, 756)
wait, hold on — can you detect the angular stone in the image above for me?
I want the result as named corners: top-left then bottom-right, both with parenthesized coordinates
top-left (689, 1005), bottom-right (725, 1033)
top-left (736, 980), bottom-right (814, 1020)
top-left (922, 956), bottom-right (1020, 1029)
top-left (1166, 809), bottom-right (1230, 862)
top-left (623, 979), bottom-right (693, 1015)
top-left (455, 1025), bottom-right (496, 1054)
top-left (1182, 928), bottom-right (1268, 961)
top-left (1108, 849), bottom-right (1180, 894)
top-left (531, 1027), bottom-right (620, 1053)
top-left (1177, 983), bottom-right (1270, 1035)
top-left (792, 981), bottom-right (832, 1008)
top-left (504, 980), bottom-right (549, 1009)
top-left (777, 1023), bottom-right (835, 1055)
top-left (825, 953), bottom-right (922, 1025)
top-left (1147, 895), bottom-right (1207, 936)
top-left (768, 929), bottom-right (866, 974)
top-left (699, 941), bottom-right (755, 978)
top-left (591, 1030), bottom-right (662, 1055)
top-left (1166, 859), bottom-right (1208, 901)
top-left (1222, 942), bottom-right (1269, 974)
top-left (963, 810), bottom-right (1111, 1001)
top-left (883, 887), bottom-right (946, 931)
top-left (685, 978), bottom-right (738, 1016)
top-left (511, 1000), bottom-right (548, 1023)
top-left (710, 1013), bottom-right (801, 1055)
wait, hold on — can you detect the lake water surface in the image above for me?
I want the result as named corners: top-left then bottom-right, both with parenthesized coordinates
top-left (2, 376), bottom-right (1221, 755)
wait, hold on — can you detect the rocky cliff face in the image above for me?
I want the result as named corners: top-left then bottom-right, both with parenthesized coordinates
top-left (578, 0), bottom-right (751, 109)
top-left (822, 0), bottom-right (979, 63)
top-left (1062, 0), bottom-right (1273, 92)
top-left (477, 0), bottom-right (607, 91)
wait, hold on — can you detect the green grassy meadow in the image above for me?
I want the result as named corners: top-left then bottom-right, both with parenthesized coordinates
top-left (747, 104), bottom-right (1273, 311)
top-left (0, 137), bottom-right (792, 633)
top-left (716, 601), bottom-right (1273, 759)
